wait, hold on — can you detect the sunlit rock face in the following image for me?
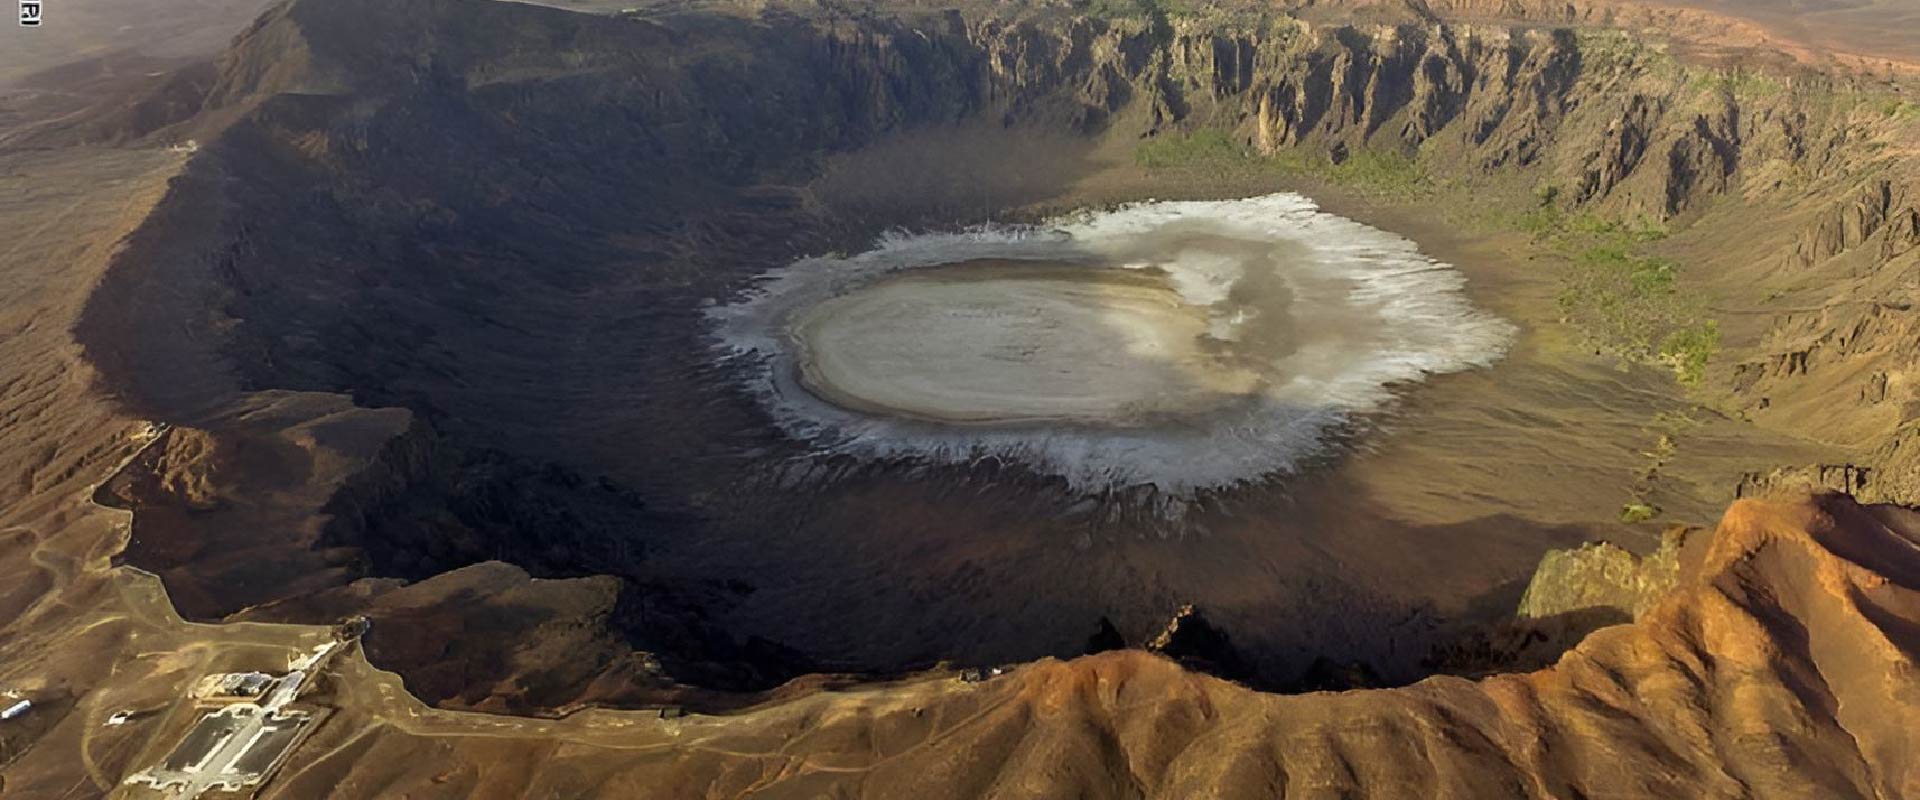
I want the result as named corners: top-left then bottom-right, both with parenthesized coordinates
top-left (711, 194), bottom-right (1515, 493)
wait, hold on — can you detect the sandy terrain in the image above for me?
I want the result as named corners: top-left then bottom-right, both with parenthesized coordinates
top-left (0, 0), bottom-right (273, 86)
top-left (1665, 0), bottom-right (1920, 65)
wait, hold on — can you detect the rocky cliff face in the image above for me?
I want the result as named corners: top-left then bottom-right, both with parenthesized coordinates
top-left (81, 0), bottom-right (1915, 430)
top-left (209, 493), bottom-right (1919, 800)
top-left (126, 0), bottom-right (1905, 228)
top-left (1516, 527), bottom-right (1689, 620)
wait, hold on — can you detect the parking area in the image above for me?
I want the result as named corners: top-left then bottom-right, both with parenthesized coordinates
top-left (131, 704), bottom-right (314, 796)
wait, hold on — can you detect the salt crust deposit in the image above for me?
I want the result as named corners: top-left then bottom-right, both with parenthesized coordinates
top-left (709, 193), bottom-right (1515, 492)
top-left (789, 264), bottom-right (1267, 426)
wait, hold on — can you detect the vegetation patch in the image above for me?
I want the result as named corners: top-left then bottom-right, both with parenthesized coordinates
top-left (1509, 193), bottom-right (1668, 243)
top-left (1620, 409), bottom-right (1701, 524)
top-left (1518, 191), bottom-right (1716, 385)
top-left (1658, 321), bottom-right (1719, 386)
top-left (1573, 28), bottom-right (1679, 76)
top-left (1133, 129), bottom-right (1428, 196)
top-left (1325, 149), bottom-right (1426, 196)
top-left (1619, 502), bottom-right (1661, 524)
top-left (1688, 68), bottom-right (1785, 98)
top-left (1874, 95), bottom-right (1920, 121)
top-left (1554, 246), bottom-right (1690, 359)
top-left (1133, 129), bottom-right (1249, 170)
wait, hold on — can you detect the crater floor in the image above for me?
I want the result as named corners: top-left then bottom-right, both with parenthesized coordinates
top-left (792, 261), bottom-right (1261, 426)
top-left (715, 194), bottom-right (1517, 493)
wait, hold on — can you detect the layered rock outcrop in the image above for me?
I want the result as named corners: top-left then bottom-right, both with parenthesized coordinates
top-left (1516, 527), bottom-right (1688, 620)
top-left (207, 493), bottom-right (1919, 799)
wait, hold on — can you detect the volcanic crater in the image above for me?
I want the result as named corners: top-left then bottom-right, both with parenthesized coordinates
top-left (56, 0), bottom-right (1900, 699)
top-left (5, 0), bottom-right (1920, 794)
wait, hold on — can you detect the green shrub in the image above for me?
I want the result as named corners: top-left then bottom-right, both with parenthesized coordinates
top-left (1555, 237), bottom-right (1711, 376)
top-left (1513, 207), bottom-right (1563, 237)
top-left (1326, 150), bottom-right (1425, 194)
top-left (1659, 320), bottom-right (1720, 385)
top-left (1506, 204), bottom-right (1667, 244)
top-left (1133, 129), bottom-right (1248, 169)
top-left (1563, 213), bottom-right (1668, 243)
top-left (1690, 69), bottom-right (1784, 97)
top-left (1620, 502), bottom-right (1660, 524)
